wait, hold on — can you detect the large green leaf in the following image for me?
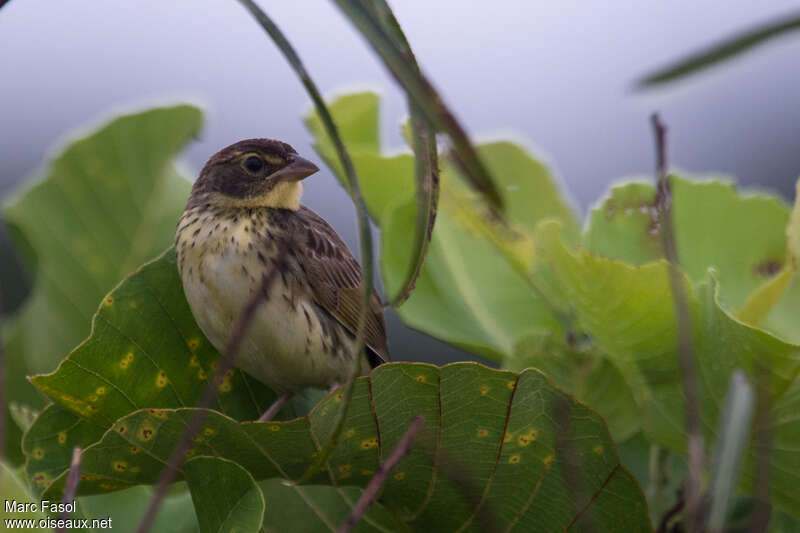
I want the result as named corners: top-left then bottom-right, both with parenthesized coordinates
top-left (2, 105), bottom-right (203, 415)
top-left (305, 92), bottom-right (579, 361)
top-left (22, 249), bottom-right (275, 493)
top-left (23, 252), bottom-right (650, 531)
top-left (584, 177), bottom-right (799, 344)
top-left (185, 456), bottom-right (264, 533)
top-left (535, 219), bottom-right (800, 517)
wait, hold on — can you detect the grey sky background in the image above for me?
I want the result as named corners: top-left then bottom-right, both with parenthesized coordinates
top-left (2, 1), bottom-right (799, 363)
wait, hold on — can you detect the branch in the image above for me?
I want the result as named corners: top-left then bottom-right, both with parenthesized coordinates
top-left (650, 114), bottom-right (704, 533)
top-left (337, 416), bottom-right (424, 533)
top-left (135, 260), bottom-right (282, 533)
top-left (56, 446), bottom-right (81, 533)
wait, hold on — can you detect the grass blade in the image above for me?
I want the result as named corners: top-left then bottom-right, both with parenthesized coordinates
top-left (236, 0), bottom-right (374, 485)
top-left (334, 0), bottom-right (504, 210)
top-left (638, 10), bottom-right (800, 87)
top-left (707, 371), bottom-right (754, 532)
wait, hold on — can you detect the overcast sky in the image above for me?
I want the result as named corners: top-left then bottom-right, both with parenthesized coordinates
top-left (2, 1), bottom-right (799, 362)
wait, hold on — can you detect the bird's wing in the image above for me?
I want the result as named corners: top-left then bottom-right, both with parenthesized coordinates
top-left (292, 206), bottom-right (390, 366)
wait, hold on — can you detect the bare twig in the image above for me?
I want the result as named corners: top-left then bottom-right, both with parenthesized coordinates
top-left (56, 446), bottom-right (81, 533)
top-left (0, 0), bottom-right (12, 10)
top-left (337, 415), bottom-right (425, 533)
top-left (650, 113), bottom-right (704, 533)
top-left (135, 261), bottom-right (282, 533)
top-left (657, 486), bottom-right (685, 533)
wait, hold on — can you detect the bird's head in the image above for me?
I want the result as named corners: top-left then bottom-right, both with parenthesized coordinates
top-left (190, 138), bottom-right (319, 210)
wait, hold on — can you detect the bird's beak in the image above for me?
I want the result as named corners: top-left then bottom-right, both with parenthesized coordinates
top-left (268, 155), bottom-right (319, 183)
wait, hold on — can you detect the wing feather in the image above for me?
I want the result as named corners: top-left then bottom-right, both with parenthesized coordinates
top-left (292, 206), bottom-right (389, 365)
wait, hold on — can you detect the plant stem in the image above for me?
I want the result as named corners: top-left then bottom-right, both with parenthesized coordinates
top-left (56, 447), bottom-right (81, 533)
top-left (337, 415), bottom-right (424, 533)
top-left (650, 113), bottom-right (704, 532)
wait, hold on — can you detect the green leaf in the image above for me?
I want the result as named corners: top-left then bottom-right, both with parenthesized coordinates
top-left (585, 177), bottom-right (799, 342)
top-left (22, 249), bottom-right (275, 494)
top-left (638, 11), bottom-right (800, 86)
top-left (258, 479), bottom-right (406, 532)
top-left (535, 219), bottom-right (800, 517)
top-left (2, 105), bottom-right (203, 413)
top-left (185, 456), bottom-right (264, 533)
top-left (78, 484), bottom-right (199, 533)
top-left (305, 92), bottom-right (579, 361)
top-left (0, 460), bottom-right (46, 523)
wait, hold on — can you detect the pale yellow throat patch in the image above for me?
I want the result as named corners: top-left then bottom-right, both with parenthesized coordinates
top-left (215, 181), bottom-right (304, 210)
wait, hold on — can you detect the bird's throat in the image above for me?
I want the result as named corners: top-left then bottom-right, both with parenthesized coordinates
top-left (206, 181), bottom-right (304, 211)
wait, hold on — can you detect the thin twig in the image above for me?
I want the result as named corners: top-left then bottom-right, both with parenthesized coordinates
top-left (657, 486), bottom-right (685, 533)
top-left (56, 446), bottom-right (81, 533)
top-left (0, 0), bottom-right (12, 10)
top-left (651, 114), bottom-right (704, 533)
top-left (236, 0), bottom-right (374, 485)
top-left (135, 261), bottom-right (282, 533)
top-left (337, 416), bottom-right (424, 533)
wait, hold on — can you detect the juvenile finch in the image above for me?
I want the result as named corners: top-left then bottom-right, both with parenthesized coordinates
top-left (175, 139), bottom-right (389, 417)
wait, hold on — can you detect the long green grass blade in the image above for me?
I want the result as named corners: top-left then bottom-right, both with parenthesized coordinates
top-left (334, 0), bottom-right (504, 210)
top-left (639, 10), bottom-right (800, 87)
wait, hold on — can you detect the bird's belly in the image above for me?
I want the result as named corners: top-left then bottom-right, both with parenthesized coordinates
top-left (178, 233), bottom-right (357, 393)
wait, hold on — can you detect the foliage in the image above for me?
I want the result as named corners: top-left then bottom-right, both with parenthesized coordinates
top-left (306, 92), bottom-right (800, 526)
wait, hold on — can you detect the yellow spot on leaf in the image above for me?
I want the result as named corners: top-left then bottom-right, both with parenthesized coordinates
top-left (338, 464), bottom-right (352, 478)
top-left (518, 430), bottom-right (538, 446)
top-left (345, 428), bottom-right (356, 438)
top-left (137, 422), bottom-right (155, 442)
top-left (416, 375), bottom-right (426, 382)
top-left (335, 393), bottom-right (343, 403)
top-left (361, 469), bottom-right (374, 476)
top-left (197, 369), bottom-right (207, 380)
top-left (32, 472), bottom-right (49, 486)
top-left (269, 425), bottom-right (280, 432)
top-left (393, 472), bottom-right (405, 480)
top-left (148, 409), bottom-right (167, 419)
top-left (477, 429), bottom-right (488, 438)
top-left (103, 295), bottom-right (114, 307)
top-left (96, 386), bottom-right (106, 396)
top-left (507, 380), bottom-right (516, 390)
top-left (129, 300), bottom-right (137, 309)
top-left (120, 352), bottom-right (134, 369)
top-left (543, 455), bottom-right (553, 467)
top-left (185, 449), bottom-right (195, 458)
top-left (113, 461), bottom-right (127, 472)
top-left (81, 474), bottom-right (100, 481)
top-left (187, 338), bottom-right (200, 351)
top-left (480, 385), bottom-right (489, 396)
top-left (508, 454), bottom-right (521, 464)
top-left (203, 427), bottom-right (215, 436)
top-left (89, 395), bottom-right (98, 402)
top-left (593, 445), bottom-right (604, 455)
top-left (32, 448), bottom-right (44, 459)
top-left (130, 467), bottom-right (140, 473)
top-left (503, 432), bottom-right (514, 443)
top-left (189, 355), bottom-right (200, 367)
top-left (58, 432), bottom-right (67, 444)
top-left (155, 371), bottom-right (169, 388)
top-left (360, 438), bottom-right (378, 450)
top-left (218, 377), bottom-right (232, 393)
top-left (130, 446), bottom-right (139, 454)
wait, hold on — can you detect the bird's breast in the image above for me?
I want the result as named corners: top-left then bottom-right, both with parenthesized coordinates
top-left (175, 206), bottom-right (360, 392)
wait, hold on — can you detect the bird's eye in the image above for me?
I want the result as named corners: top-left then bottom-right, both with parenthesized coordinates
top-left (243, 156), bottom-right (264, 173)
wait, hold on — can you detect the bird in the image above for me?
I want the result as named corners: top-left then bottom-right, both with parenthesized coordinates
top-left (175, 138), bottom-right (389, 419)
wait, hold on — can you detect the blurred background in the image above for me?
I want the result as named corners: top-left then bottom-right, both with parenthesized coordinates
top-left (2, 0), bottom-right (799, 365)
